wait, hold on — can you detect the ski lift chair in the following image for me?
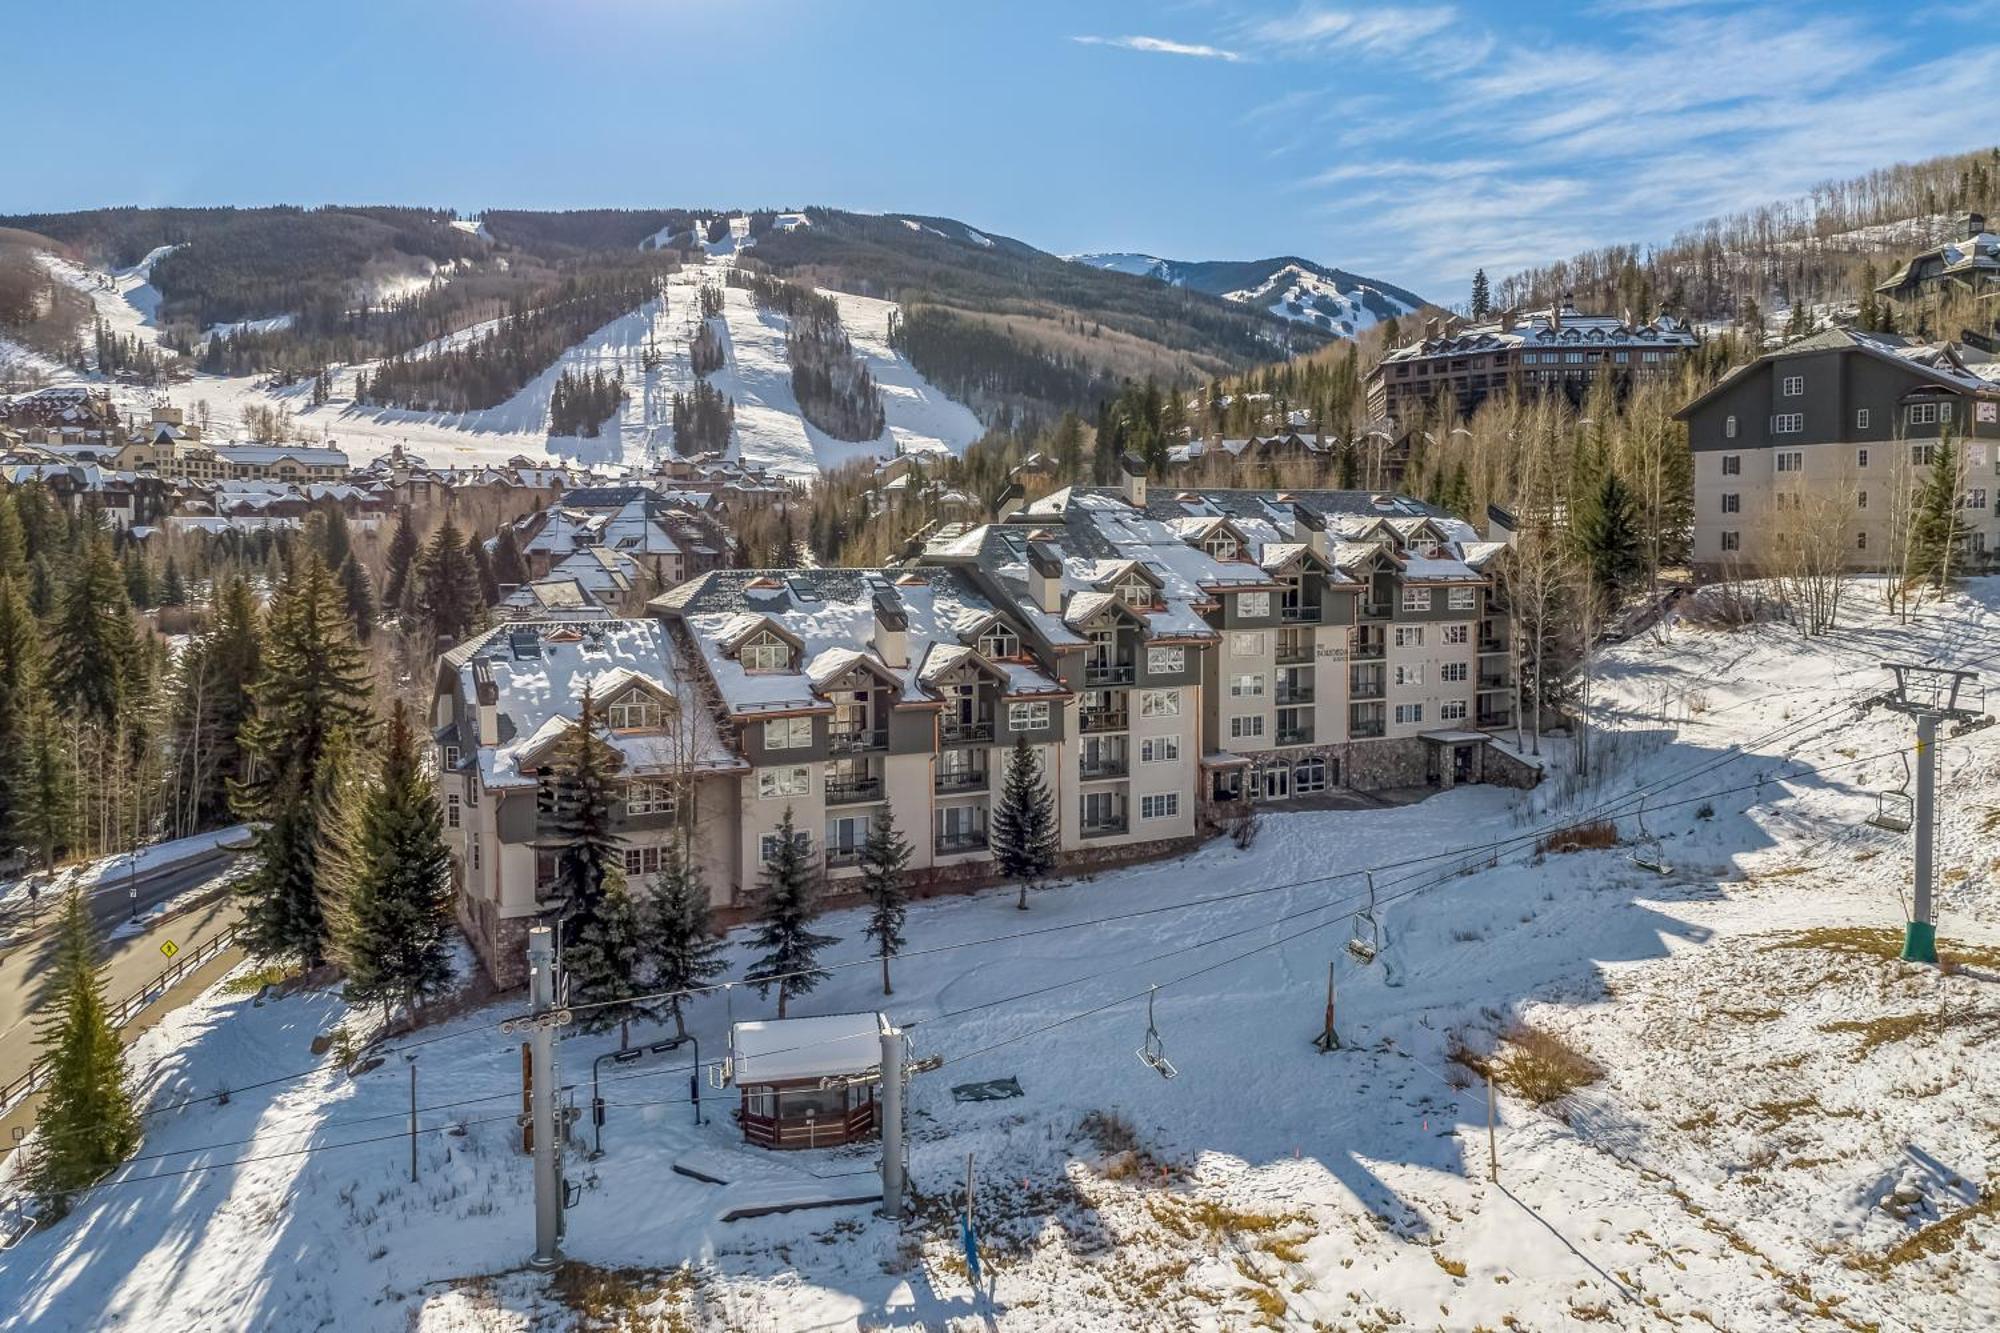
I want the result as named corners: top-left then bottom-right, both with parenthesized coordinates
top-left (1867, 751), bottom-right (1914, 833)
top-left (1629, 794), bottom-right (1672, 875)
top-left (1345, 872), bottom-right (1383, 964)
top-left (1134, 986), bottom-right (1178, 1080)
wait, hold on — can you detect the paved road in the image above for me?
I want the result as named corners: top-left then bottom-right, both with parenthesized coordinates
top-left (0, 851), bottom-right (246, 1096)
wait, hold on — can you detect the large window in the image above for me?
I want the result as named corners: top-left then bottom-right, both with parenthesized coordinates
top-left (446, 794), bottom-right (461, 829)
top-left (759, 828), bottom-right (812, 865)
top-left (1118, 577), bottom-right (1154, 609)
top-left (1907, 402), bottom-right (1951, 426)
top-left (1203, 535), bottom-right (1238, 560)
top-left (608, 696), bottom-right (662, 731)
top-left (1775, 450), bottom-right (1803, 472)
top-left (1229, 631), bottom-right (1266, 657)
top-left (1402, 586), bottom-right (1432, 611)
top-left (1912, 443), bottom-right (1937, 466)
top-left (1394, 626), bottom-right (1424, 648)
top-left (1237, 591), bottom-right (1271, 618)
top-left (825, 815), bottom-right (870, 861)
top-left (1444, 624), bottom-right (1469, 645)
top-left (977, 625), bottom-right (1020, 659)
top-left (1440, 700), bottom-right (1468, 721)
top-left (1146, 646), bottom-right (1184, 674)
top-left (1721, 454), bottom-right (1740, 475)
top-left (1230, 673), bottom-right (1265, 698)
top-left (1008, 700), bottom-right (1051, 730)
top-left (1395, 664), bottom-right (1424, 687)
top-left (1230, 715), bottom-right (1265, 739)
top-left (1139, 792), bottom-right (1180, 820)
top-left (763, 716), bottom-right (812, 750)
top-left (741, 631), bottom-right (790, 672)
top-left (1781, 375), bottom-right (1804, 397)
top-left (623, 845), bottom-right (665, 876)
top-left (626, 779), bottom-right (675, 815)
top-left (1394, 703), bottom-right (1425, 725)
top-left (1140, 689), bottom-right (1180, 717)
top-left (1448, 587), bottom-right (1477, 611)
top-left (757, 765), bottom-right (810, 799)
top-left (1771, 414), bottom-right (1804, 435)
top-left (1141, 736), bottom-right (1180, 764)
top-left (1293, 758), bottom-right (1327, 794)
top-left (1441, 662), bottom-right (1468, 683)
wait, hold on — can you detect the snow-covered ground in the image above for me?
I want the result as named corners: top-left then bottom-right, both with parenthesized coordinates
top-left (3, 581), bottom-right (1997, 1331)
top-left (27, 232), bottom-right (981, 482)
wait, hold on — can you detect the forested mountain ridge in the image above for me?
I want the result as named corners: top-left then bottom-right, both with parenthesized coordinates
top-left (1495, 145), bottom-right (2000, 328)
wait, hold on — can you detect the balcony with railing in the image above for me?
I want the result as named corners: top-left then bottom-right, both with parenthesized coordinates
top-left (1350, 666), bottom-right (1385, 699)
top-left (1083, 657), bottom-right (1136, 686)
top-left (1275, 636), bottom-right (1313, 665)
top-left (1478, 669), bottom-right (1510, 691)
top-left (1078, 707), bottom-right (1129, 735)
top-left (1080, 814), bottom-right (1129, 839)
top-left (1360, 599), bottom-right (1393, 620)
top-left (825, 775), bottom-right (885, 805)
top-left (1276, 673), bottom-right (1314, 706)
top-left (1478, 637), bottom-right (1507, 655)
top-left (828, 726), bottom-right (888, 754)
top-left (1351, 635), bottom-right (1386, 660)
top-left (940, 716), bottom-right (996, 746)
top-left (935, 829), bottom-right (989, 855)
top-left (1278, 598), bottom-right (1321, 624)
top-left (934, 765), bottom-right (989, 794)
top-left (1350, 703), bottom-right (1386, 739)
top-left (1079, 752), bottom-right (1129, 780)
top-left (1276, 708), bottom-right (1314, 747)
top-left (1477, 707), bottom-right (1513, 728)
top-left (825, 844), bottom-right (865, 868)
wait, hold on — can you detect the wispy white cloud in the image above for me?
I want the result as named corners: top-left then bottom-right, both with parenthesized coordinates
top-left (1244, 3), bottom-right (1456, 56)
top-left (1072, 34), bottom-right (1245, 62)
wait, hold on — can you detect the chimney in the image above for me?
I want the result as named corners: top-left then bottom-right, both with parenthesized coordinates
top-left (995, 481), bottom-right (1025, 523)
top-left (1967, 212), bottom-right (1988, 239)
top-left (1550, 299), bottom-right (1564, 332)
top-left (1119, 452), bottom-right (1148, 508)
top-left (1485, 502), bottom-right (1518, 547)
top-left (872, 589), bottom-right (909, 668)
top-left (1499, 308), bottom-right (1517, 333)
top-left (471, 658), bottom-right (500, 746)
top-left (1026, 537), bottom-right (1065, 614)
top-left (1291, 502), bottom-right (1328, 560)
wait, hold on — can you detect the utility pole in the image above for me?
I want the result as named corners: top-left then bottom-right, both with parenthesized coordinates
top-left (1868, 664), bottom-right (1991, 964)
top-left (880, 1025), bottom-right (905, 1220)
top-left (406, 1053), bottom-right (420, 1184)
top-left (526, 926), bottom-right (562, 1270)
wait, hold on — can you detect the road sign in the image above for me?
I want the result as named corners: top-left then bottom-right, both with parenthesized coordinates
top-left (160, 940), bottom-right (179, 958)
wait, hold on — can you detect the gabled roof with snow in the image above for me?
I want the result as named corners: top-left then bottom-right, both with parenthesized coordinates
top-left (447, 619), bottom-right (738, 789)
top-left (657, 567), bottom-right (1064, 716)
top-left (731, 1012), bottom-right (887, 1084)
top-left (213, 444), bottom-right (351, 468)
top-left (1380, 303), bottom-right (1696, 364)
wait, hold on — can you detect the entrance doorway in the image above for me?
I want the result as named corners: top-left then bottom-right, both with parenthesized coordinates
top-left (1453, 744), bottom-right (1475, 784)
top-left (1260, 766), bottom-right (1290, 801)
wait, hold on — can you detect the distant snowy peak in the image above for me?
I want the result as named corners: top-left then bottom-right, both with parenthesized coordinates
top-left (1069, 252), bottom-right (1424, 338)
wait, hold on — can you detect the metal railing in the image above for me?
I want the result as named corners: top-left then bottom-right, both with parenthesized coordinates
top-left (824, 777), bottom-right (884, 805)
top-left (1351, 640), bottom-right (1386, 660)
top-left (935, 832), bottom-right (989, 855)
top-left (940, 720), bottom-right (995, 745)
top-left (1078, 758), bottom-right (1129, 780)
top-left (1478, 671), bottom-right (1510, 690)
top-left (1279, 603), bottom-right (1319, 623)
top-left (1360, 601), bottom-right (1393, 619)
top-left (1080, 817), bottom-right (1129, 838)
top-left (828, 728), bottom-right (888, 754)
top-left (1083, 662), bottom-right (1135, 685)
top-left (934, 769), bottom-right (988, 793)
top-left (1276, 682), bottom-right (1315, 705)
top-left (1079, 710), bottom-right (1129, 734)
top-left (1349, 670), bottom-right (1386, 699)
top-left (1275, 643), bottom-right (1313, 665)
top-left (0, 923), bottom-right (241, 1117)
top-left (1276, 728), bottom-right (1314, 747)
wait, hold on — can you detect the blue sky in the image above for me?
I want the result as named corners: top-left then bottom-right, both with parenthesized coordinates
top-left (5, 1), bottom-right (1995, 300)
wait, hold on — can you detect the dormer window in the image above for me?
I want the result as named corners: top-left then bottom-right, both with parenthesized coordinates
top-left (607, 696), bottom-right (662, 731)
top-left (741, 630), bottom-right (790, 672)
top-left (978, 626), bottom-right (1021, 659)
top-left (1117, 577), bottom-right (1154, 609)
top-left (1202, 536), bottom-right (1238, 560)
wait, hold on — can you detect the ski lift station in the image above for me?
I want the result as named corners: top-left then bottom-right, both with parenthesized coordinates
top-left (728, 1012), bottom-right (889, 1150)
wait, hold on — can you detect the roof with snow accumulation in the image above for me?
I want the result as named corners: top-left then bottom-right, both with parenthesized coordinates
top-left (656, 567), bottom-right (1067, 716)
top-left (1379, 302), bottom-right (1696, 364)
top-left (1675, 327), bottom-right (2000, 417)
top-left (213, 444), bottom-right (351, 468)
top-left (1876, 214), bottom-right (2000, 294)
top-left (730, 1012), bottom-right (888, 1084)
top-left (441, 618), bottom-right (739, 790)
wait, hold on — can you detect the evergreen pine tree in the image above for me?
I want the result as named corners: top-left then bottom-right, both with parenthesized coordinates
top-left (467, 530), bottom-right (500, 606)
top-left (859, 807), bottom-right (910, 995)
top-left (122, 546), bottom-right (153, 609)
top-left (326, 702), bottom-right (455, 1016)
top-left (417, 515), bottom-right (482, 640)
top-left (491, 525), bottom-right (529, 590)
top-left (10, 672), bottom-right (74, 870)
top-left (641, 847), bottom-right (726, 1038)
top-left (315, 507), bottom-right (352, 572)
top-left (338, 552), bottom-right (376, 644)
top-left (991, 736), bottom-right (1057, 910)
top-left (1908, 439), bottom-right (1970, 587)
top-left (0, 493), bottom-right (25, 577)
top-left (745, 806), bottom-right (837, 1017)
top-left (232, 552), bottom-right (374, 967)
top-left (544, 686), bottom-right (640, 1026)
top-left (1573, 470), bottom-right (1644, 599)
top-left (27, 886), bottom-right (139, 1213)
top-left (0, 575), bottom-right (40, 854)
top-left (50, 531), bottom-right (140, 732)
top-left (159, 557), bottom-right (187, 607)
top-left (1470, 268), bottom-right (1491, 320)
top-left (382, 508), bottom-right (420, 611)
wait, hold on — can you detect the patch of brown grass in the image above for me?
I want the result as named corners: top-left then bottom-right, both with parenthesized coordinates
top-left (1538, 820), bottom-right (1619, 854)
top-left (1494, 1024), bottom-right (1603, 1105)
top-left (1820, 1007), bottom-right (2000, 1056)
top-left (1861, 1188), bottom-right (2000, 1272)
top-left (1432, 1251), bottom-right (1468, 1278)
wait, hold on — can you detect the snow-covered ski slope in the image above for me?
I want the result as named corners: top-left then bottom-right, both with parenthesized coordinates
top-left (4, 580), bottom-right (1997, 1331)
top-left (33, 240), bottom-right (981, 481)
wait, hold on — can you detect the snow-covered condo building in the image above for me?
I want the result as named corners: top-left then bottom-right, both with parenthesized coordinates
top-left (1367, 300), bottom-right (1697, 427)
top-left (433, 470), bottom-right (1534, 986)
